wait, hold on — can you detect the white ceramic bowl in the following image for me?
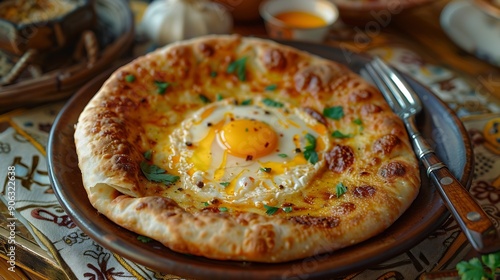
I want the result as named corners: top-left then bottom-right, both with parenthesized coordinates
top-left (259, 0), bottom-right (338, 42)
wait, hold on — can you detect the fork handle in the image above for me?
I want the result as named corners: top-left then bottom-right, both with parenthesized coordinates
top-left (412, 132), bottom-right (500, 253)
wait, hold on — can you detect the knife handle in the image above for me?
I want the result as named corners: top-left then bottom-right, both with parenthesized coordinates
top-left (418, 146), bottom-right (500, 253)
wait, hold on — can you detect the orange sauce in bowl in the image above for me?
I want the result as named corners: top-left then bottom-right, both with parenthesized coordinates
top-left (273, 11), bottom-right (327, 28)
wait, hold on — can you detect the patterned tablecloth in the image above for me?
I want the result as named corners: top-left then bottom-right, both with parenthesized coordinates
top-left (1, 1), bottom-right (500, 279)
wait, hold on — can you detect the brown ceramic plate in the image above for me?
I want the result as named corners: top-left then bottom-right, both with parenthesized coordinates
top-left (47, 41), bottom-right (473, 280)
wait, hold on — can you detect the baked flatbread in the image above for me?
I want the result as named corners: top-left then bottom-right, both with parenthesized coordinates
top-left (74, 35), bottom-right (420, 262)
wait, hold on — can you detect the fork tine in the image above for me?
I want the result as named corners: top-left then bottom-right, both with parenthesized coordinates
top-left (362, 63), bottom-right (403, 114)
top-left (372, 57), bottom-right (422, 113)
top-left (369, 59), bottom-right (408, 111)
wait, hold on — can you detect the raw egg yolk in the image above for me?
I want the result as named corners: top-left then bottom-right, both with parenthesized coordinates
top-left (217, 119), bottom-right (278, 159)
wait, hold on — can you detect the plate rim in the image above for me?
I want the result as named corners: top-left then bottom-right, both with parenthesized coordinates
top-left (47, 40), bottom-right (474, 279)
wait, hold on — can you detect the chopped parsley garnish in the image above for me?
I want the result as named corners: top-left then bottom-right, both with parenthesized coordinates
top-left (227, 56), bottom-right (247, 81)
top-left (203, 201), bottom-right (210, 207)
top-left (265, 84), bottom-right (277, 91)
top-left (278, 153), bottom-right (288, 158)
top-left (457, 251), bottom-right (500, 280)
top-left (137, 235), bottom-right (152, 243)
top-left (220, 182), bottom-right (230, 187)
top-left (140, 161), bottom-right (179, 185)
top-left (199, 94), bottom-right (211, 103)
top-left (305, 133), bottom-right (317, 146)
top-left (303, 133), bottom-right (319, 164)
top-left (154, 81), bottom-right (170, 95)
top-left (210, 71), bottom-right (218, 78)
top-left (264, 205), bottom-right (279, 215)
top-left (336, 182), bottom-right (347, 198)
top-left (260, 167), bottom-right (272, 173)
top-left (323, 106), bottom-right (344, 120)
top-left (216, 93), bottom-right (223, 101)
top-left (331, 130), bottom-right (352, 139)
top-left (241, 99), bottom-right (252, 105)
top-left (125, 74), bottom-right (135, 83)
top-left (283, 206), bottom-right (293, 213)
top-left (262, 98), bottom-right (283, 108)
top-left (219, 207), bottom-right (228, 212)
top-left (143, 150), bottom-right (152, 160)
top-left (353, 118), bottom-right (364, 131)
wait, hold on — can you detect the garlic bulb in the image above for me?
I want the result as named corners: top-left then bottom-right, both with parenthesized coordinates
top-left (139, 0), bottom-right (233, 46)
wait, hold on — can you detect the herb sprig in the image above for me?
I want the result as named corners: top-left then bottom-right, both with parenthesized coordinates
top-left (331, 130), bottom-right (352, 139)
top-left (241, 99), bottom-right (252, 105)
top-left (140, 161), bottom-right (179, 186)
top-left (137, 235), bottom-right (152, 243)
top-left (456, 251), bottom-right (500, 279)
top-left (264, 205), bottom-right (279, 215)
top-left (303, 133), bottom-right (319, 164)
top-left (199, 94), bottom-right (211, 104)
top-left (260, 167), bottom-right (272, 173)
top-left (125, 74), bottom-right (135, 83)
top-left (144, 150), bottom-right (152, 160)
top-left (227, 57), bottom-right (248, 81)
top-left (323, 106), bottom-right (344, 120)
top-left (265, 84), bottom-right (277, 91)
top-left (262, 98), bottom-right (283, 108)
top-left (336, 182), bottom-right (347, 198)
top-left (353, 118), bottom-right (364, 131)
top-left (154, 81), bottom-right (171, 95)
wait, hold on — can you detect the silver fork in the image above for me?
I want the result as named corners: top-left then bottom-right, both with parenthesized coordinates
top-left (362, 57), bottom-right (499, 254)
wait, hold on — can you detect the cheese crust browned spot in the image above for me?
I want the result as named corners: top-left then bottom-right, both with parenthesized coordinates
top-left (373, 134), bottom-right (401, 155)
top-left (303, 106), bottom-right (327, 125)
top-left (380, 161), bottom-right (407, 179)
top-left (290, 215), bottom-right (340, 228)
top-left (349, 89), bottom-right (373, 102)
top-left (325, 145), bottom-right (355, 173)
top-left (353, 185), bottom-right (377, 198)
top-left (262, 48), bottom-right (287, 70)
